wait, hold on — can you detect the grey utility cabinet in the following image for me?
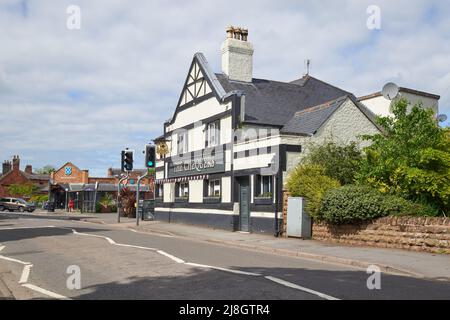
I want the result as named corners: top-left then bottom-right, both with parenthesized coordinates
top-left (286, 197), bottom-right (311, 238)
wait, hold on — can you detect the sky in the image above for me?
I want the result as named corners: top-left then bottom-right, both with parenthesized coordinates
top-left (0, 0), bottom-right (449, 176)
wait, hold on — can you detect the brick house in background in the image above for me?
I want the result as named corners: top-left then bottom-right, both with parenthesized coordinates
top-left (49, 162), bottom-right (153, 212)
top-left (0, 155), bottom-right (50, 198)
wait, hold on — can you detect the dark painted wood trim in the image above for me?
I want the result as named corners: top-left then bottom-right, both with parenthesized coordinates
top-left (165, 110), bottom-right (232, 136)
top-left (155, 202), bottom-right (233, 210)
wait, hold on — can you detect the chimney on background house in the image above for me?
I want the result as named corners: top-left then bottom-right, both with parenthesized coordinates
top-left (221, 26), bottom-right (254, 82)
top-left (12, 155), bottom-right (20, 172)
top-left (2, 161), bottom-right (11, 175)
top-left (25, 165), bottom-right (33, 174)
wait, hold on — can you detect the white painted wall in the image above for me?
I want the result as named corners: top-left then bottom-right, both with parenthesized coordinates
top-left (166, 97), bottom-right (231, 132)
top-left (233, 153), bottom-right (275, 171)
top-left (189, 180), bottom-right (203, 203)
top-left (361, 92), bottom-right (439, 117)
top-left (163, 183), bottom-right (175, 203)
top-left (221, 176), bottom-right (231, 203)
top-left (220, 116), bottom-right (232, 144)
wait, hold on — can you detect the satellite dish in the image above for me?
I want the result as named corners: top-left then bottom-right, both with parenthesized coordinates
top-left (382, 82), bottom-right (399, 100)
top-left (438, 114), bottom-right (448, 122)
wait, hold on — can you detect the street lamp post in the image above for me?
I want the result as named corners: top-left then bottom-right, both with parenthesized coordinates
top-left (65, 188), bottom-right (69, 212)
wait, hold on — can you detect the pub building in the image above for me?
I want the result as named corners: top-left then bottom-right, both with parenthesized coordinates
top-left (153, 26), bottom-right (440, 234)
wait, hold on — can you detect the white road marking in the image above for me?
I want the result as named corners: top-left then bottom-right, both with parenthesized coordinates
top-left (115, 243), bottom-right (157, 251)
top-left (185, 262), bottom-right (261, 276)
top-left (265, 276), bottom-right (340, 300)
top-left (156, 250), bottom-right (185, 263)
top-left (0, 225), bottom-right (55, 230)
top-left (0, 255), bottom-right (31, 265)
top-left (71, 229), bottom-right (116, 244)
top-left (22, 283), bottom-right (68, 300)
top-left (129, 228), bottom-right (175, 238)
top-left (19, 264), bottom-right (33, 284)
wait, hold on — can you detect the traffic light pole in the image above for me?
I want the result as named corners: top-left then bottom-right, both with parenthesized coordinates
top-left (135, 171), bottom-right (150, 226)
top-left (117, 173), bottom-right (129, 223)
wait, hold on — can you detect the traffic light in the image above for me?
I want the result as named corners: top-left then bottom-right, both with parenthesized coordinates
top-left (145, 144), bottom-right (156, 168)
top-left (121, 149), bottom-right (134, 172)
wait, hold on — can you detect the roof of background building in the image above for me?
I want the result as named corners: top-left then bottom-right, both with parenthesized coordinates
top-left (358, 87), bottom-right (441, 101)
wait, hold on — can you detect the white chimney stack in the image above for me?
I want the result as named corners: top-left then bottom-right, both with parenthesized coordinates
top-left (221, 26), bottom-right (254, 82)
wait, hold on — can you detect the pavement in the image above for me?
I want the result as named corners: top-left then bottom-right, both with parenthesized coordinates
top-left (1, 211), bottom-right (450, 300)
top-left (15, 210), bottom-right (450, 282)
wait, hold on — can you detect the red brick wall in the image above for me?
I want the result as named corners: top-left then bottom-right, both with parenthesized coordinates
top-left (0, 170), bottom-right (31, 197)
top-left (53, 163), bottom-right (85, 184)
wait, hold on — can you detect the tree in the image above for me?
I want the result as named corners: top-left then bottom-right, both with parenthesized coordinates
top-left (357, 98), bottom-right (450, 214)
top-left (35, 165), bottom-right (56, 174)
top-left (7, 183), bottom-right (40, 199)
top-left (302, 141), bottom-right (363, 185)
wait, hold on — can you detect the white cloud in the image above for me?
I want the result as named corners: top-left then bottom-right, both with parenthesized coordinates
top-left (0, 0), bottom-right (449, 176)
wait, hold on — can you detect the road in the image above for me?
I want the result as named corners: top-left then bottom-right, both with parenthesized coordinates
top-left (1, 212), bottom-right (450, 300)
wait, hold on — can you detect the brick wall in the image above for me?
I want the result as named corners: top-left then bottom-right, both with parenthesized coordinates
top-left (282, 190), bottom-right (450, 254)
top-left (312, 217), bottom-right (450, 254)
top-left (0, 170), bottom-right (32, 197)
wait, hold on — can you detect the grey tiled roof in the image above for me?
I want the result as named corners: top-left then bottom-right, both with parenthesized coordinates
top-left (216, 74), bottom-right (351, 127)
top-left (23, 172), bottom-right (50, 181)
top-left (281, 95), bottom-right (381, 135)
top-left (281, 96), bottom-right (348, 135)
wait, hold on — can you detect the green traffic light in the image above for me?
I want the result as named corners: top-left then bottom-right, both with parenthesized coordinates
top-left (148, 161), bottom-right (153, 166)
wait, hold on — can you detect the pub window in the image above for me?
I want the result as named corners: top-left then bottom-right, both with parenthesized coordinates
top-left (208, 179), bottom-right (221, 197)
top-left (255, 175), bottom-right (272, 198)
top-left (205, 121), bottom-right (220, 147)
top-left (176, 181), bottom-right (189, 198)
top-left (177, 131), bottom-right (189, 155)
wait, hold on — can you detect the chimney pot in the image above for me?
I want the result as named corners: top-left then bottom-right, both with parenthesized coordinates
top-left (241, 29), bottom-right (248, 41)
top-left (226, 26), bottom-right (234, 39)
top-left (25, 165), bottom-right (33, 174)
top-left (234, 27), bottom-right (242, 40)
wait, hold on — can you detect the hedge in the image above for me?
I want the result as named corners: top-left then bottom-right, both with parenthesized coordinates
top-left (319, 185), bottom-right (431, 224)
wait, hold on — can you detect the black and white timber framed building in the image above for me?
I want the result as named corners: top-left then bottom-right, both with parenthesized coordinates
top-left (152, 26), bottom-right (439, 234)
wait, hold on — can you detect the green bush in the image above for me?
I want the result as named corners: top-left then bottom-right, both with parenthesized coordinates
top-left (303, 141), bottom-right (362, 185)
top-left (319, 185), bottom-right (434, 224)
top-left (286, 164), bottom-right (340, 220)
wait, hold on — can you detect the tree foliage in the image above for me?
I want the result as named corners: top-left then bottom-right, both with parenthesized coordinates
top-left (35, 165), bottom-right (56, 174)
top-left (7, 183), bottom-right (40, 199)
top-left (286, 164), bottom-right (340, 220)
top-left (303, 141), bottom-right (363, 185)
top-left (357, 98), bottom-right (450, 214)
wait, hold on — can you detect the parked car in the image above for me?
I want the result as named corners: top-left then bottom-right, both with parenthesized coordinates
top-left (0, 197), bottom-right (36, 212)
